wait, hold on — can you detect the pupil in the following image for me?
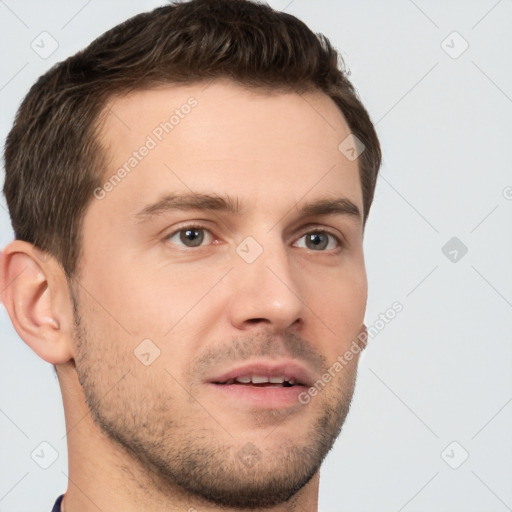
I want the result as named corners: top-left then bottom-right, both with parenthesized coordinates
top-left (306, 232), bottom-right (328, 250)
top-left (180, 229), bottom-right (204, 247)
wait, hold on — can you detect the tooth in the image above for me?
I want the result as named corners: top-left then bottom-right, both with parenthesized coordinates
top-left (288, 378), bottom-right (296, 385)
top-left (235, 376), bottom-right (251, 383)
top-left (269, 376), bottom-right (285, 384)
top-left (225, 378), bottom-right (235, 384)
top-left (251, 376), bottom-right (269, 384)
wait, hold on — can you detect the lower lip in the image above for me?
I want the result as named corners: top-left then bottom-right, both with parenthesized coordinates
top-left (207, 383), bottom-right (308, 408)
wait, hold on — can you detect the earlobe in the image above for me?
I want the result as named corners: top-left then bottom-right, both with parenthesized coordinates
top-left (0, 240), bottom-right (74, 364)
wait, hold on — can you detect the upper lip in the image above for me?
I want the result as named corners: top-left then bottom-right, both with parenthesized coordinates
top-left (207, 360), bottom-right (314, 387)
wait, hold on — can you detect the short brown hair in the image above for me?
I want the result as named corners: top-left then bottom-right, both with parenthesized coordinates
top-left (3, 0), bottom-right (381, 279)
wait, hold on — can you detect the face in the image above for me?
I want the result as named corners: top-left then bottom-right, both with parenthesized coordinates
top-left (71, 79), bottom-right (367, 508)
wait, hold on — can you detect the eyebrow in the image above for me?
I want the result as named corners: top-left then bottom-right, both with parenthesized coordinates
top-left (134, 193), bottom-right (243, 222)
top-left (133, 192), bottom-right (361, 224)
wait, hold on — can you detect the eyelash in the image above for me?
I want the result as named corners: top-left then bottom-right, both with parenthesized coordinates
top-left (163, 223), bottom-right (344, 251)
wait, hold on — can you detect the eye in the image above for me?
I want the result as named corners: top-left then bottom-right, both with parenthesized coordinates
top-left (166, 226), bottom-right (214, 247)
top-left (294, 230), bottom-right (340, 251)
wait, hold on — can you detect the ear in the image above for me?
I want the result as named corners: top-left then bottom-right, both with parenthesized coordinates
top-left (0, 240), bottom-right (75, 364)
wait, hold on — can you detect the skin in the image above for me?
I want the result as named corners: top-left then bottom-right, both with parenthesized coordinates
top-left (0, 79), bottom-right (368, 512)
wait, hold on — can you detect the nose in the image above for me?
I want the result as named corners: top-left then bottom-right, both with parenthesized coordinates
top-left (227, 239), bottom-right (305, 334)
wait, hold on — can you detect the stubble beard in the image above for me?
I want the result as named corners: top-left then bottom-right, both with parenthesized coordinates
top-left (70, 287), bottom-right (358, 509)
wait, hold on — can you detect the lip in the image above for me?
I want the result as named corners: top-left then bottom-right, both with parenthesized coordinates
top-left (205, 360), bottom-right (314, 409)
top-left (207, 382), bottom-right (308, 408)
top-left (207, 360), bottom-right (315, 388)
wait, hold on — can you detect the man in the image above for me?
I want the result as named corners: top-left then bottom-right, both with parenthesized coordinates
top-left (0, 0), bottom-right (381, 510)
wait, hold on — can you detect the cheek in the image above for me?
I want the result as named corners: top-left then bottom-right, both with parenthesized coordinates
top-left (303, 261), bottom-right (367, 354)
top-left (123, 267), bottom-right (230, 356)
top-left (86, 266), bottom-right (209, 338)
top-left (307, 262), bottom-right (367, 318)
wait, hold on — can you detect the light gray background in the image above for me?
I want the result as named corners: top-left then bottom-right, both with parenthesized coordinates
top-left (1, 1), bottom-right (511, 511)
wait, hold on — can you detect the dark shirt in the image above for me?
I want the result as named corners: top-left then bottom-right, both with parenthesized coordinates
top-left (51, 494), bottom-right (64, 512)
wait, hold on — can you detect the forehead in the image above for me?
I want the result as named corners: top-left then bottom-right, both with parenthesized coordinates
top-left (91, 79), bottom-right (362, 225)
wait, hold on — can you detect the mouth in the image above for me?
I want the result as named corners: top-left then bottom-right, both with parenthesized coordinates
top-left (209, 361), bottom-right (313, 387)
top-left (206, 361), bottom-right (313, 408)
top-left (213, 375), bottom-right (303, 387)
